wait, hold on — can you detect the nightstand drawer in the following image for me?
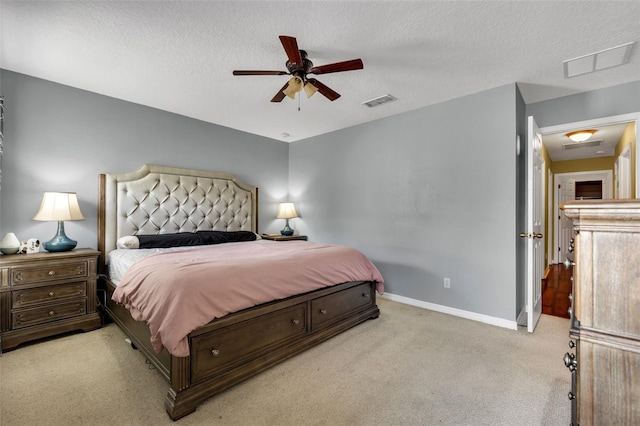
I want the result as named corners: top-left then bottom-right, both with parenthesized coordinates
top-left (11, 261), bottom-right (88, 286)
top-left (12, 281), bottom-right (87, 308)
top-left (12, 300), bottom-right (87, 329)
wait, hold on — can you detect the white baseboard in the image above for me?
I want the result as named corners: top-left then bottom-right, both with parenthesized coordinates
top-left (379, 292), bottom-right (518, 330)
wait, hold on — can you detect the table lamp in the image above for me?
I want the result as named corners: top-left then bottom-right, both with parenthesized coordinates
top-left (276, 202), bottom-right (298, 236)
top-left (33, 192), bottom-right (85, 252)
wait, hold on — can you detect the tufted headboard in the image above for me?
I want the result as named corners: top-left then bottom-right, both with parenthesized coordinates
top-left (97, 164), bottom-right (258, 273)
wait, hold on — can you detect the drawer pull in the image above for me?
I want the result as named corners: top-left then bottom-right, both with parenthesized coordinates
top-left (48, 270), bottom-right (56, 276)
top-left (319, 309), bottom-right (327, 315)
top-left (564, 352), bottom-right (577, 372)
top-left (49, 310), bottom-right (56, 316)
top-left (568, 391), bottom-right (575, 401)
top-left (291, 319), bottom-right (300, 325)
top-left (48, 291), bottom-right (55, 297)
top-left (362, 293), bottom-right (369, 298)
top-left (211, 349), bottom-right (220, 357)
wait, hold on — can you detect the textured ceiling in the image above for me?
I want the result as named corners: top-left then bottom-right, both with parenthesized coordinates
top-left (1, 1), bottom-right (639, 149)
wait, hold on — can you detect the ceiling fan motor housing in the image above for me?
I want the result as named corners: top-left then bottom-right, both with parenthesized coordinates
top-left (286, 50), bottom-right (313, 80)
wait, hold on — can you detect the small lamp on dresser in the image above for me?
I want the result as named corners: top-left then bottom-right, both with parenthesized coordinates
top-left (276, 202), bottom-right (298, 236)
top-left (32, 191), bottom-right (85, 252)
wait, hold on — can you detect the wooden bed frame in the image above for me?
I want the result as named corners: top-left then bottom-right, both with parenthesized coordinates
top-left (97, 165), bottom-right (380, 420)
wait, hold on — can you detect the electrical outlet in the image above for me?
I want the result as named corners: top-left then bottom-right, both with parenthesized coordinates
top-left (444, 277), bottom-right (451, 288)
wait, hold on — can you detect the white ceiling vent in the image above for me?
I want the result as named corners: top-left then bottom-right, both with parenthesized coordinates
top-left (563, 139), bottom-right (602, 150)
top-left (362, 94), bottom-right (397, 107)
top-left (563, 42), bottom-right (635, 78)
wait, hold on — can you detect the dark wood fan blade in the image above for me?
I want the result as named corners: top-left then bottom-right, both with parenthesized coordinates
top-left (271, 82), bottom-right (289, 102)
top-left (307, 78), bottom-right (341, 101)
top-left (279, 36), bottom-right (303, 65)
top-left (309, 59), bottom-right (363, 75)
top-left (233, 70), bottom-right (289, 76)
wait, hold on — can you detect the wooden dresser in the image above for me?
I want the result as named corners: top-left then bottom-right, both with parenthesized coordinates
top-left (561, 200), bottom-right (640, 425)
top-left (0, 248), bottom-right (101, 352)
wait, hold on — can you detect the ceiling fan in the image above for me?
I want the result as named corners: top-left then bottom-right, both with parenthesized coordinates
top-left (233, 35), bottom-right (363, 103)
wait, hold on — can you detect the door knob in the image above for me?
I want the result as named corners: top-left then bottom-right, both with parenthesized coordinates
top-left (519, 232), bottom-right (543, 239)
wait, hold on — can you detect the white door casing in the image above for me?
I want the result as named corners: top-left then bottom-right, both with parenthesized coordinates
top-left (526, 116), bottom-right (544, 333)
top-left (616, 146), bottom-right (632, 199)
top-left (557, 178), bottom-right (575, 262)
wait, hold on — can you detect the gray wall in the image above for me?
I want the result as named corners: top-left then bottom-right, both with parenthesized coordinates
top-left (289, 84), bottom-right (520, 321)
top-left (0, 70), bottom-right (290, 249)
top-left (4, 68), bottom-right (637, 326)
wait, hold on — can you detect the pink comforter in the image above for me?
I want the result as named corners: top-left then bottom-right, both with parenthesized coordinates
top-left (112, 241), bottom-right (384, 357)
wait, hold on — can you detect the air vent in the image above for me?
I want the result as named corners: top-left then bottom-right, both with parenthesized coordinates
top-left (563, 42), bottom-right (634, 78)
top-left (563, 140), bottom-right (602, 150)
top-left (362, 94), bottom-right (397, 107)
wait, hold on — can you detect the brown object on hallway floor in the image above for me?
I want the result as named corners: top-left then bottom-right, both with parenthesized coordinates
top-left (542, 263), bottom-right (572, 319)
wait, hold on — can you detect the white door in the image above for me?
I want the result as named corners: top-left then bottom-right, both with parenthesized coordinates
top-left (526, 116), bottom-right (544, 333)
top-left (558, 178), bottom-right (575, 262)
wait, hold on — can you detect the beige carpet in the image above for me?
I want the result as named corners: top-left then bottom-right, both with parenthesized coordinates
top-left (0, 298), bottom-right (571, 425)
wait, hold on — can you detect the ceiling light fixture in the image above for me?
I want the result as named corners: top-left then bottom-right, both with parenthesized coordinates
top-left (566, 129), bottom-right (596, 143)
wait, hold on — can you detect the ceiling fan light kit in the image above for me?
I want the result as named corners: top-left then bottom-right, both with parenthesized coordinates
top-left (233, 35), bottom-right (363, 103)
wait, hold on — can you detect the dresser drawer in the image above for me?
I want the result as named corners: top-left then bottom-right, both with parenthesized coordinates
top-left (191, 303), bottom-right (306, 383)
top-left (11, 261), bottom-right (88, 286)
top-left (12, 281), bottom-right (87, 308)
top-left (12, 300), bottom-right (87, 329)
top-left (311, 282), bottom-right (373, 332)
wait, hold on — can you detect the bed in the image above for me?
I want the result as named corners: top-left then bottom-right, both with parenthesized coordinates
top-left (97, 164), bottom-right (382, 420)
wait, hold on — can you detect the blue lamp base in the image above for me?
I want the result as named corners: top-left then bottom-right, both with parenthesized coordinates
top-left (280, 219), bottom-right (294, 236)
top-left (44, 221), bottom-right (77, 252)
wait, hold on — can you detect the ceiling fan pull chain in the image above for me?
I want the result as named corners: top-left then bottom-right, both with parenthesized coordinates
top-left (298, 92), bottom-right (301, 111)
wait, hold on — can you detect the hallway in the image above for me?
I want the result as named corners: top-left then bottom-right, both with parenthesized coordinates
top-left (542, 263), bottom-right (573, 319)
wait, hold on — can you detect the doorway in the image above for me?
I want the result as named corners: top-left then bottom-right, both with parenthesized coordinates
top-left (553, 171), bottom-right (612, 263)
top-left (540, 112), bottom-right (639, 265)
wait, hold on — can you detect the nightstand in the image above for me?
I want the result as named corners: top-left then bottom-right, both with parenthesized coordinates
top-left (261, 234), bottom-right (308, 241)
top-left (0, 248), bottom-right (102, 352)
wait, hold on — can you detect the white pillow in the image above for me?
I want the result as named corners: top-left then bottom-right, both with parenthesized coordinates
top-left (117, 235), bottom-right (140, 249)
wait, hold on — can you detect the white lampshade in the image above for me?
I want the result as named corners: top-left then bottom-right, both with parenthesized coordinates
top-left (276, 202), bottom-right (298, 219)
top-left (33, 192), bottom-right (85, 221)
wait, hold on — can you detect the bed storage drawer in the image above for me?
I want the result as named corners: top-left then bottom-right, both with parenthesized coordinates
top-left (191, 303), bottom-right (307, 382)
top-left (311, 281), bottom-right (373, 332)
